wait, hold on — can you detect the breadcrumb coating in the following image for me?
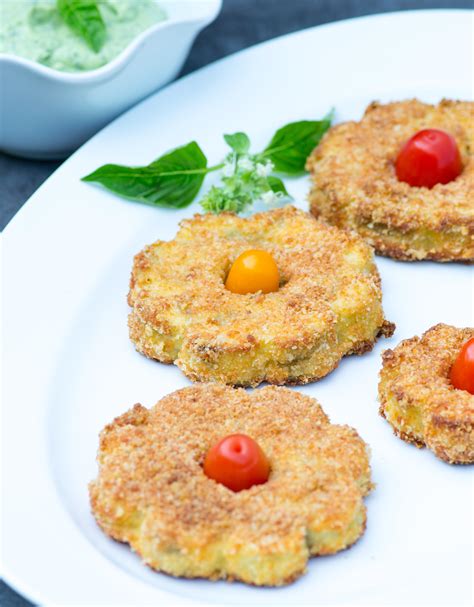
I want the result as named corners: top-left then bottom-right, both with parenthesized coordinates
top-left (307, 99), bottom-right (474, 261)
top-left (378, 324), bottom-right (474, 463)
top-left (89, 384), bottom-right (373, 586)
top-left (128, 206), bottom-right (393, 386)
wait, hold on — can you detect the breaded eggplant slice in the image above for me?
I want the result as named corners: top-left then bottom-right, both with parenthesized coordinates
top-left (307, 99), bottom-right (474, 261)
top-left (379, 324), bottom-right (474, 463)
top-left (128, 206), bottom-right (393, 386)
top-left (89, 384), bottom-right (373, 586)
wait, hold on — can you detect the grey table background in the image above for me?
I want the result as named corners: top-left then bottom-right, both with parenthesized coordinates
top-left (1, 0), bottom-right (471, 603)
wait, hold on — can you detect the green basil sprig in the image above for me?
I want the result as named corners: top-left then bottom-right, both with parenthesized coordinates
top-left (82, 116), bottom-right (332, 213)
top-left (57, 0), bottom-right (106, 53)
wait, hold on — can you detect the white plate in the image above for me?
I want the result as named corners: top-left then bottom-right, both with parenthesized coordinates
top-left (3, 10), bottom-right (473, 606)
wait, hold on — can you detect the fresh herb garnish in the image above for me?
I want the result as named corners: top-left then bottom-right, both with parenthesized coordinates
top-left (57, 0), bottom-right (106, 53)
top-left (223, 132), bottom-right (251, 154)
top-left (83, 142), bottom-right (212, 208)
top-left (261, 118), bottom-right (333, 175)
top-left (200, 152), bottom-right (278, 214)
top-left (82, 116), bottom-right (332, 213)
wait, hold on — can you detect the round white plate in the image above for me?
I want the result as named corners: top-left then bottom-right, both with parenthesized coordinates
top-left (3, 10), bottom-right (473, 606)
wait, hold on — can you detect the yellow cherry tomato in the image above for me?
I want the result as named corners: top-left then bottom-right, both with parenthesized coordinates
top-left (225, 249), bottom-right (279, 295)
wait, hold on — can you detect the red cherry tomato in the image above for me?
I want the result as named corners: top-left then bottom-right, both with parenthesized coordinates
top-left (203, 433), bottom-right (270, 492)
top-left (395, 129), bottom-right (462, 188)
top-left (450, 337), bottom-right (474, 395)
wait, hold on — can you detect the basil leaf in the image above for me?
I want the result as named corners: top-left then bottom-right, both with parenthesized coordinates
top-left (224, 132), bottom-right (250, 154)
top-left (262, 118), bottom-right (331, 175)
top-left (82, 142), bottom-right (208, 208)
top-left (267, 176), bottom-right (290, 197)
top-left (57, 0), bottom-right (106, 53)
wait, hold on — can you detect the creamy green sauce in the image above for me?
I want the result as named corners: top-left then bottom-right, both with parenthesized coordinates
top-left (0, 1), bottom-right (167, 72)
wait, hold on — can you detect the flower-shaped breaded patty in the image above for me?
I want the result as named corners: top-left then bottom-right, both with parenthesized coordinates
top-left (307, 99), bottom-right (474, 261)
top-left (128, 206), bottom-right (394, 386)
top-left (89, 384), bottom-right (373, 586)
top-left (378, 324), bottom-right (474, 464)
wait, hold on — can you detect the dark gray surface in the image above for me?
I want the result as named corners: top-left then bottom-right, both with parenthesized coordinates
top-left (1, 0), bottom-right (471, 604)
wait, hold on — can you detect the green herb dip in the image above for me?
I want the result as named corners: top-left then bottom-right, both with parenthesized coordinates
top-left (0, 1), bottom-right (167, 72)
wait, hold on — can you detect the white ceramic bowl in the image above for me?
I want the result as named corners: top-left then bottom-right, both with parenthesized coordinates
top-left (0, 0), bottom-right (221, 159)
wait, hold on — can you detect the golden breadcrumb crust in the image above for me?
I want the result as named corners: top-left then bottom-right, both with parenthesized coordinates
top-left (89, 384), bottom-right (373, 586)
top-left (307, 99), bottom-right (474, 261)
top-left (378, 324), bottom-right (474, 463)
top-left (128, 206), bottom-right (393, 386)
